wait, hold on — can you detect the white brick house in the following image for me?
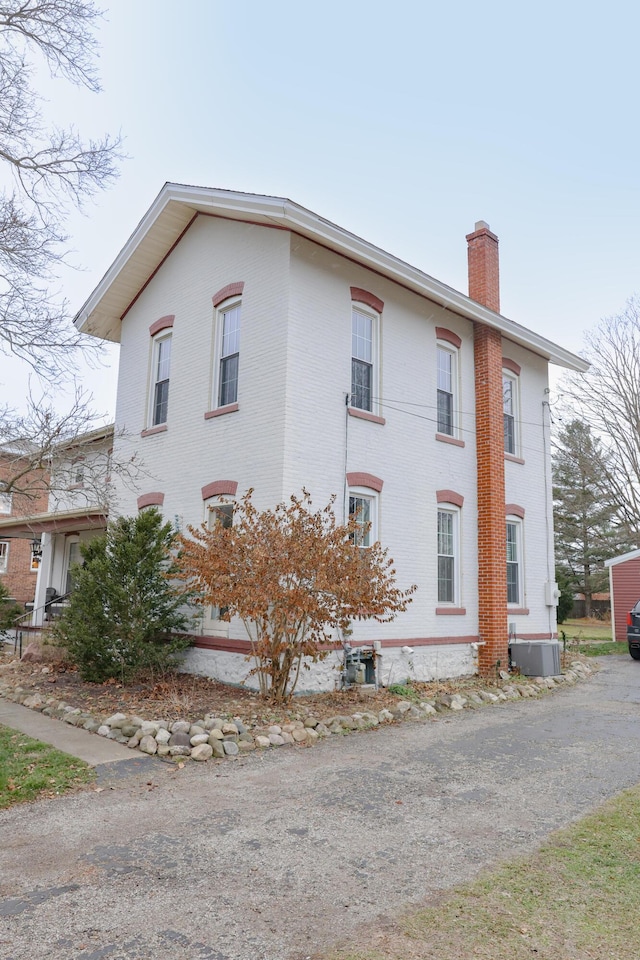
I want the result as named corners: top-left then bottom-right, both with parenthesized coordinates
top-left (25, 185), bottom-right (588, 689)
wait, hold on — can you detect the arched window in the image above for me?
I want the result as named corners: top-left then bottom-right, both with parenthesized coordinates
top-left (503, 359), bottom-right (521, 456)
top-left (350, 288), bottom-right (383, 416)
top-left (435, 328), bottom-right (462, 440)
top-left (436, 490), bottom-right (464, 606)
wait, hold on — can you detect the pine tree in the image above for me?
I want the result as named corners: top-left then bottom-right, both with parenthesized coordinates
top-left (553, 420), bottom-right (634, 617)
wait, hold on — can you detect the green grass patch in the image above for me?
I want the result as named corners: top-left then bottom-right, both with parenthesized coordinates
top-left (386, 682), bottom-right (422, 702)
top-left (0, 724), bottom-right (95, 809)
top-left (325, 784), bottom-right (640, 960)
top-left (566, 640), bottom-right (628, 658)
top-left (559, 618), bottom-right (612, 642)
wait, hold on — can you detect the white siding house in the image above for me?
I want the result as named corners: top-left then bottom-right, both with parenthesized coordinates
top-left (11, 185), bottom-right (588, 690)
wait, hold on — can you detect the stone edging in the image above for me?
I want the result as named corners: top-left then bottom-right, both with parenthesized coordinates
top-left (0, 661), bottom-right (595, 763)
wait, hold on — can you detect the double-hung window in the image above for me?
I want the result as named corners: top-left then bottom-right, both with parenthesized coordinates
top-left (503, 372), bottom-right (518, 455)
top-left (506, 519), bottom-right (523, 605)
top-left (351, 308), bottom-right (376, 413)
top-left (348, 492), bottom-right (377, 547)
top-left (206, 498), bottom-right (234, 620)
top-left (437, 346), bottom-right (457, 436)
top-left (0, 488), bottom-right (12, 515)
top-left (207, 501), bottom-right (234, 532)
top-left (437, 508), bottom-right (458, 604)
top-left (0, 540), bottom-right (8, 574)
top-left (151, 335), bottom-right (171, 427)
top-left (218, 302), bottom-right (241, 407)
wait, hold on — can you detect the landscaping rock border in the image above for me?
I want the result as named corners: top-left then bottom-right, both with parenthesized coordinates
top-left (0, 661), bottom-right (595, 763)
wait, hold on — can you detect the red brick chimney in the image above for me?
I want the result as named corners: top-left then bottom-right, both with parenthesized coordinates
top-left (466, 220), bottom-right (500, 314)
top-left (468, 221), bottom-right (508, 678)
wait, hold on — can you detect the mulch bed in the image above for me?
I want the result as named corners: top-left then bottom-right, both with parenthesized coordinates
top-left (0, 648), bottom-right (497, 726)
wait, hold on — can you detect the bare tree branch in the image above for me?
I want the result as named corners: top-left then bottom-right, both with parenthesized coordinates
top-left (0, 1), bottom-right (103, 90)
top-left (0, 385), bottom-right (142, 510)
top-left (0, 0), bottom-right (122, 381)
top-left (559, 296), bottom-right (640, 539)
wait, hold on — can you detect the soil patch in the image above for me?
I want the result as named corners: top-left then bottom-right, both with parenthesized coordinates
top-left (1, 646), bottom-right (505, 727)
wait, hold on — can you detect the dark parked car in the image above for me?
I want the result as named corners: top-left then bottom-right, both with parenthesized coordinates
top-left (626, 601), bottom-right (640, 659)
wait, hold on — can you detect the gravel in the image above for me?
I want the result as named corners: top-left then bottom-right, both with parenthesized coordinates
top-left (1, 656), bottom-right (640, 960)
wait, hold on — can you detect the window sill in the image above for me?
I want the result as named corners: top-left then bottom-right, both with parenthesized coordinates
top-left (505, 453), bottom-right (525, 464)
top-left (436, 433), bottom-right (465, 447)
top-left (204, 403), bottom-right (239, 420)
top-left (507, 607), bottom-right (530, 616)
top-left (141, 424), bottom-right (168, 438)
top-left (348, 407), bottom-right (385, 425)
top-left (436, 606), bottom-right (467, 615)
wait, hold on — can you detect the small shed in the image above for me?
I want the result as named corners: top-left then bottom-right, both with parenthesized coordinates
top-left (605, 549), bottom-right (640, 641)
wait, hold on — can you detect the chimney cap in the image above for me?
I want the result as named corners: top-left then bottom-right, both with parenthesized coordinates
top-left (474, 220), bottom-right (491, 231)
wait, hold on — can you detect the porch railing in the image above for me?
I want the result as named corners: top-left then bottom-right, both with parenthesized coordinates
top-left (9, 593), bottom-right (70, 658)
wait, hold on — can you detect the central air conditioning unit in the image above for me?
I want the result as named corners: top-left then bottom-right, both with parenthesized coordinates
top-left (509, 640), bottom-right (561, 678)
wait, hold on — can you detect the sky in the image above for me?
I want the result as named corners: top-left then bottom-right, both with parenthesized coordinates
top-left (4, 0), bottom-right (640, 422)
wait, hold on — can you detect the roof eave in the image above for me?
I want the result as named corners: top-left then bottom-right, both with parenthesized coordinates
top-left (74, 183), bottom-right (588, 372)
top-left (0, 507), bottom-right (108, 538)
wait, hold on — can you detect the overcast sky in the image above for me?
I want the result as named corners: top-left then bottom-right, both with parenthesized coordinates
top-left (5, 0), bottom-right (640, 421)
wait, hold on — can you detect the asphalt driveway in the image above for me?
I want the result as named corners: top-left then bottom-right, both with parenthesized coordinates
top-left (2, 656), bottom-right (640, 960)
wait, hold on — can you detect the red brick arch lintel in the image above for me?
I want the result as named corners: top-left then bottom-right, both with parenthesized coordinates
top-left (350, 287), bottom-right (384, 313)
top-left (201, 480), bottom-right (238, 500)
top-left (347, 472), bottom-right (383, 493)
top-left (437, 489), bottom-right (464, 507)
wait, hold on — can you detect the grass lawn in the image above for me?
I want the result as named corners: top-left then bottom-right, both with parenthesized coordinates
top-left (557, 618), bottom-right (628, 657)
top-left (326, 783), bottom-right (640, 960)
top-left (560, 617), bottom-right (613, 641)
top-left (0, 724), bottom-right (95, 809)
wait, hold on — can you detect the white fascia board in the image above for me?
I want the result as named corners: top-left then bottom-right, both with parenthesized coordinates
top-left (74, 183), bottom-right (589, 373)
top-left (53, 423), bottom-right (115, 453)
top-left (605, 548), bottom-right (640, 567)
top-left (276, 196), bottom-right (588, 372)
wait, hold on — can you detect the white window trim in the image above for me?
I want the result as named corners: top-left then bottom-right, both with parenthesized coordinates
top-left (503, 370), bottom-right (520, 456)
top-left (350, 304), bottom-right (380, 416)
top-left (203, 496), bottom-right (235, 631)
top-left (437, 506), bottom-right (461, 606)
top-left (0, 540), bottom-right (9, 574)
top-left (436, 342), bottom-right (460, 439)
top-left (506, 516), bottom-right (524, 607)
top-left (213, 297), bottom-right (241, 410)
top-left (347, 487), bottom-right (378, 547)
top-left (0, 490), bottom-right (12, 515)
top-left (148, 332), bottom-right (172, 428)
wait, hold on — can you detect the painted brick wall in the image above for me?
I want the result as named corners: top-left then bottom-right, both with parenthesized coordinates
top-left (503, 342), bottom-right (556, 641)
top-left (286, 236), bottom-right (481, 643)
top-left (109, 214), bottom-right (558, 681)
top-left (112, 214), bottom-right (292, 644)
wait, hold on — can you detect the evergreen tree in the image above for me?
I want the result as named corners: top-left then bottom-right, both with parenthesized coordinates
top-left (553, 420), bottom-right (633, 617)
top-left (55, 509), bottom-right (194, 682)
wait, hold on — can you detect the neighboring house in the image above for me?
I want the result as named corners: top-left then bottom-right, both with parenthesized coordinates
top-left (605, 550), bottom-right (640, 641)
top-left (18, 185), bottom-right (588, 689)
top-left (0, 447), bottom-right (49, 606)
top-left (0, 426), bottom-right (113, 617)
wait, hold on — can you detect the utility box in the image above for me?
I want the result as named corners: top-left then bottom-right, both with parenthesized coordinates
top-left (509, 641), bottom-right (561, 677)
top-left (342, 644), bottom-right (378, 688)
